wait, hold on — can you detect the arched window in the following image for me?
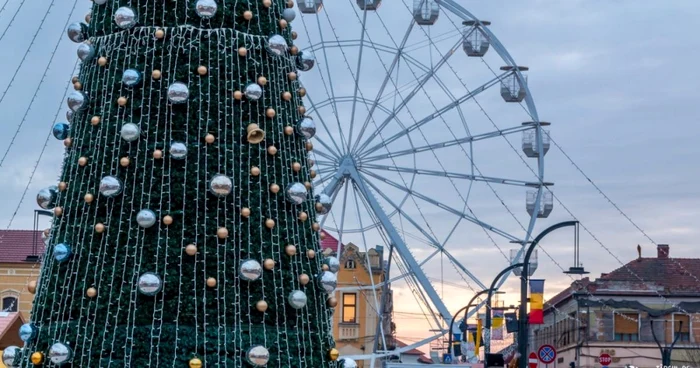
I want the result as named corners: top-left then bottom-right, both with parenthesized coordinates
top-left (2, 296), bottom-right (18, 312)
top-left (345, 260), bottom-right (356, 269)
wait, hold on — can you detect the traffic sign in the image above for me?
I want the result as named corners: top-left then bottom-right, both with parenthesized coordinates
top-left (599, 352), bottom-right (612, 366)
top-left (538, 344), bottom-right (556, 364)
top-left (528, 352), bottom-right (538, 368)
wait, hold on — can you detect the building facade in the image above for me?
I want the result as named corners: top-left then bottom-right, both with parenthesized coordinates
top-left (529, 244), bottom-right (700, 368)
top-left (320, 231), bottom-right (396, 367)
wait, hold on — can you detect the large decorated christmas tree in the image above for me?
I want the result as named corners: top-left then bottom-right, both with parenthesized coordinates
top-left (7, 1), bottom-right (343, 366)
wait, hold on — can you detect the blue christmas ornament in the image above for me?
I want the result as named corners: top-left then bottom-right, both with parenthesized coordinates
top-left (53, 243), bottom-right (72, 263)
top-left (52, 123), bottom-right (70, 140)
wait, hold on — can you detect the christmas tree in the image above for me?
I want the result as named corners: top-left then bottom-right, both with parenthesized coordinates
top-left (7, 1), bottom-right (342, 367)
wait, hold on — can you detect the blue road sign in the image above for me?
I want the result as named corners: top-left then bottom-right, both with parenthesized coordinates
top-left (538, 344), bottom-right (556, 364)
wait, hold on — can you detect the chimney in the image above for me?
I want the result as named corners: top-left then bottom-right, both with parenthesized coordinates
top-left (657, 244), bottom-right (670, 259)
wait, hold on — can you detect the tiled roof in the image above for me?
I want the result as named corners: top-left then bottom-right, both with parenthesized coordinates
top-left (0, 230), bottom-right (44, 263)
top-left (394, 339), bottom-right (425, 356)
top-left (417, 355), bottom-right (434, 364)
top-left (0, 312), bottom-right (24, 349)
top-left (320, 230), bottom-right (342, 253)
top-left (599, 257), bottom-right (700, 293)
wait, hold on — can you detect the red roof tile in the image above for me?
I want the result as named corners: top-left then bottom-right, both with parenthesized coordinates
top-left (417, 355), bottom-right (434, 364)
top-left (0, 312), bottom-right (25, 349)
top-left (0, 230), bottom-right (44, 263)
top-left (320, 230), bottom-right (343, 253)
top-left (394, 339), bottom-right (425, 356)
top-left (599, 256), bottom-right (700, 293)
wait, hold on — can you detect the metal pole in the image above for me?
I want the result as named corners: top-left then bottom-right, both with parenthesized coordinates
top-left (373, 243), bottom-right (395, 355)
top-left (448, 289), bottom-right (494, 355)
top-left (518, 221), bottom-right (578, 368)
top-left (485, 263), bottom-right (524, 356)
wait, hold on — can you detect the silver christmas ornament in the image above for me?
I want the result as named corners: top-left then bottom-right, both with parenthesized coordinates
top-left (288, 290), bottom-right (307, 309)
top-left (136, 209), bottom-right (157, 228)
top-left (209, 174), bottom-right (232, 197)
top-left (324, 256), bottom-right (340, 273)
top-left (36, 185), bottom-right (58, 210)
top-left (67, 91), bottom-right (88, 112)
top-left (120, 123), bottom-right (140, 142)
top-left (315, 193), bottom-right (332, 214)
top-left (195, 0), bottom-right (218, 18)
top-left (246, 346), bottom-right (270, 367)
top-left (48, 342), bottom-right (73, 365)
top-left (77, 42), bottom-right (95, 62)
top-left (167, 82), bottom-right (189, 104)
top-left (318, 270), bottom-right (337, 293)
top-left (99, 176), bottom-right (123, 197)
top-left (54, 243), bottom-right (72, 263)
top-left (240, 259), bottom-right (263, 281)
top-left (138, 272), bottom-right (163, 295)
top-left (66, 110), bottom-right (73, 121)
top-left (282, 8), bottom-right (296, 22)
top-left (339, 358), bottom-right (358, 368)
top-left (285, 182), bottom-right (308, 205)
top-left (53, 123), bottom-right (70, 140)
top-left (2, 346), bottom-right (18, 368)
top-left (122, 69), bottom-right (142, 87)
top-left (169, 142), bottom-right (188, 159)
top-left (297, 50), bottom-right (315, 72)
top-left (267, 35), bottom-right (288, 56)
top-left (18, 323), bottom-right (37, 342)
top-left (296, 116), bottom-right (316, 139)
top-left (244, 83), bottom-right (263, 100)
top-left (114, 7), bottom-right (137, 29)
top-left (66, 22), bottom-right (88, 43)
top-left (93, 0), bottom-right (107, 4)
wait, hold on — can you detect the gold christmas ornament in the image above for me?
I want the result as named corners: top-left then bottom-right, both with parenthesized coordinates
top-left (306, 141), bottom-right (314, 151)
top-left (298, 273), bottom-right (309, 285)
top-left (320, 232), bottom-right (326, 240)
top-left (327, 297), bottom-right (338, 308)
top-left (71, 76), bottom-right (79, 84)
top-left (241, 207), bottom-right (251, 217)
top-left (312, 222), bottom-right (320, 231)
top-left (234, 90), bottom-right (243, 100)
top-left (197, 66), bottom-right (208, 75)
top-left (256, 300), bottom-right (269, 312)
top-left (95, 223), bottom-right (105, 233)
top-left (152, 70), bottom-right (162, 79)
top-left (298, 211), bottom-right (308, 222)
top-left (91, 115), bottom-right (101, 125)
top-left (287, 0), bottom-right (295, 8)
top-left (266, 108), bottom-right (276, 118)
top-left (310, 170), bottom-right (317, 179)
top-left (30, 352), bottom-right (44, 365)
top-left (262, 0), bottom-right (272, 7)
top-left (246, 124), bottom-right (265, 144)
top-left (243, 10), bottom-right (253, 20)
top-left (78, 157), bottom-right (88, 166)
top-left (238, 47), bottom-right (247, 57)
top-left (282, 91), bottom-right (292, 101)
top-left (284, 126), bottom-right (294, 135)
top-left (267, 146), bottom-right (278, 155)
top-left (292, 162), bottom-right (301, 172)
top-left (298, 106), bottom-right (306, 114)
top-left (54, 207), bottom-right (63, 217)
top-left (98, 57), bottom-right (108, 66)
top-left (263, 258), bottom-right (275, 270)
top-left (153, 149), bottom-right (163, 159)
top-left (58, 181), bottom-right (67, 191)
top-left (185, 244), bottom-right (198, 256)
top-left (64, 138), bottom-right (72, 147)
top-left (285, 244), bottom-right (297, 256)
top-left (298, 87), bottom-right (307, 97)
top-left (306, 249), bottom-right (315, 259)
top-left (270, 184), bottom-right (280, 194)
top-left (217, 227), bottom-right (229, 239)
top-left (250, 166), bottom-right (261, 176)
top-left (292, 31), bottom-right (298, 40)
top-left (84, 193), bottom-right (94, 203)
top-left (74, 82), bottom-right (82, 90)
top-left (265, 219), bottom-right (275, 229)
top-left (288, 72), bottom-right (297, 81)
top-left (205, 134), bottom-right (215, 144)
top-left (257, 76), bottom-right (268, 86)
top-left (290, 46), bottom-right (299, 56)
top-left (329, 348), bottom-right (340, 361)
top-left (155, 29), bottom-right (165, 39)
top-left (308, 159), bottom-right (315, 167)
top-left (120, 157), bottom-right (130, 167)
top-left (207, 277), bottom-right (217, 287)
top-left (189, 358), bottom-right (203, 368)
top-left (304, 181), bottom-right (312, 190)
top-left (279, 19), bottom-right (288, 29)
top-left (86, 287), bottom-right (97, 298)
top-left (85, 12), bottom-right (92, 23)
top-left (28, 280), bottom-right (37, 294)
top-left (118, 96), bottom-right (128, 106)
top-left (163, 215), bottom-right (173, 225)
top-left (322, 264), bottom-right (329, 271)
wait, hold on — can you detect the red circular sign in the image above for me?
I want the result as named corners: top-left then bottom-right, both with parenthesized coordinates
top-left (528, 352), bottom-right (538, 368)
top-left (599, 353), bottom-right (612, 365)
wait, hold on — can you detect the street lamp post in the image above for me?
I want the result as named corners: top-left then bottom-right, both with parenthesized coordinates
top-left (518, 221), bottom-right (578, 368)
top-left (484, 262), bottom-right (524, 356)
top-left (447, 288), bottom-right (495, 356)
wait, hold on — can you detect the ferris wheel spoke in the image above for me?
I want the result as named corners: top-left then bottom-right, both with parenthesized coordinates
top-left (360, 163), bottom-right (548, 187)
top-left (354, 38), bottom-right (464, 155)
top-left (362, 124), bottom-right (532, 163)
top-left (310, 147), bottom-right (338, 162)
top-left (304, 91), bottom-right (343, 158)
top-left (359, 71), bottom-right (511, 157)
top-left (345, 7), bottom-right (372, 152)
top-left (360, 169), bottom-right (522, 242)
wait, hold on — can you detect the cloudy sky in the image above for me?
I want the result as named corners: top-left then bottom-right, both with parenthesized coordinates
top-left (0, 0), bottom-right (699, 354)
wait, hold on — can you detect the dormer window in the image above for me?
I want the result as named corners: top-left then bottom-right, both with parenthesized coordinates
top-left (345, 260), bottom-right (356, 269)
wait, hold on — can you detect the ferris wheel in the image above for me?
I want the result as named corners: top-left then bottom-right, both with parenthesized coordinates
top-left (295, 0), bottom-right (551, 358)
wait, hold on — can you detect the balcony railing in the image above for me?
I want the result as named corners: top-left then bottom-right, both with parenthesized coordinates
top-left (339, 323), bottom-right (360, 340)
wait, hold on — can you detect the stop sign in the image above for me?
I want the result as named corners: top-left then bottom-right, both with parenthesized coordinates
top-left (528, 352), bottom-right (538, 368)
top-left (599, 353), bottom-right (612, 366)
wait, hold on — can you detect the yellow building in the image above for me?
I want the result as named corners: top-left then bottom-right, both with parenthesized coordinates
top-left (320, 231), bottom-right (395, 367)
top-left (0, 230), bottom-right (43, 366)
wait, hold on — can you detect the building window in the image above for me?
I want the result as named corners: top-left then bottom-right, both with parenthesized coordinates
top-left (345, 260), bottom-right (356, 269)
top-left (614, 313), bottom-right (639, 341)
top-left (672, 314), bottom-right (691, 342)
top-left (342, 293), bottom-right (357, 323)
top-left (2, 296), bottom-right (18, 312)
